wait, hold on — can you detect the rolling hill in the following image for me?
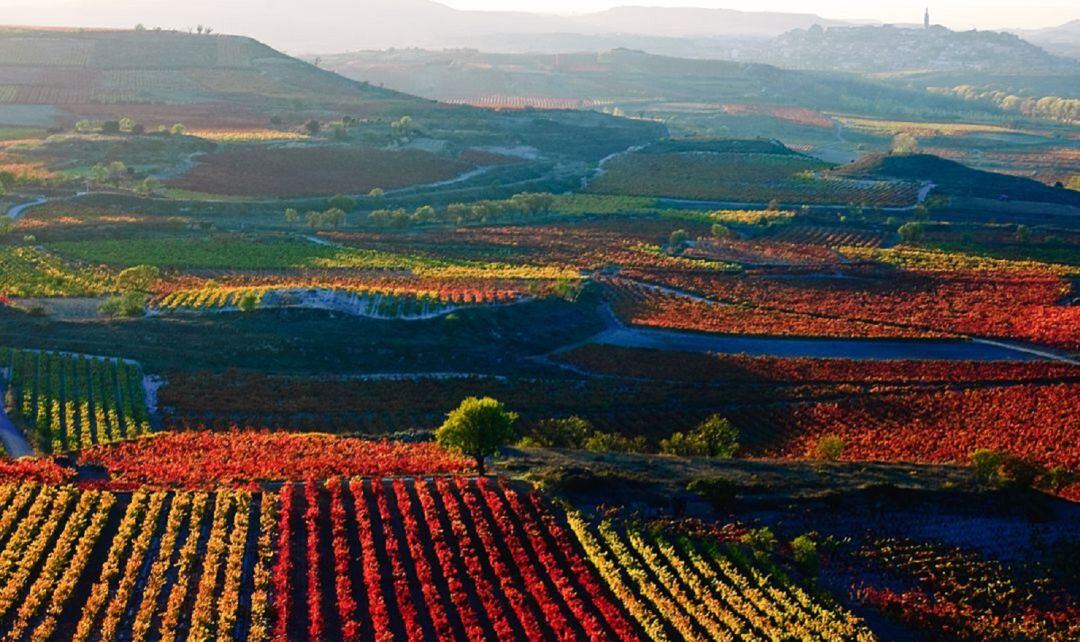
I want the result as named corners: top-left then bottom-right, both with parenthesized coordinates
top-left (834, 154), bottom-right (1080, 206)
top-left (0, 26), bottom-right (417, 129)
top-left (741, 24), bottom-right (1078, 74)
top-left (1013, 20), bottom-right (1080, 59)
top-left (319, 47), bottom-right (987, 122)
top-left (0, 27), bottom-right (664, 163)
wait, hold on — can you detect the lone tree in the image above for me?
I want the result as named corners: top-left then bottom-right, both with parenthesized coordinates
top-left (891, 132), bottom-right (920, 155)
top-left (898, 221), bottom-right (925, 244)
top-left (436, 397), bottom-right (518, 475)
top-left (116, 265), bottom-right (160, 293)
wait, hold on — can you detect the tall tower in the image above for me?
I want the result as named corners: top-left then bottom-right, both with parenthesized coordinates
top-left (924, 7), bottom-right (930, 29)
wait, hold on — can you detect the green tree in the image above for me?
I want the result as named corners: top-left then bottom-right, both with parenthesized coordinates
top-left (790, 535), bottom-right (819, 576)
top-left (411, 205), bottom-right (436, 223)
top-left (119, 117), bottom-right (137, 133)
top-left (99, 292), bottom-right (148, 318)
top-left (116, 265), bottom-right (160, 293)
top-left (711, 223), bottom-right (731, 238)
top-left (436, 397), bottom-right (518, 475)
top-left (582, 432), bottom-right (647, 454)
top-left (668, 229), bottom-right (690, 252)
top-left (133, 177), bottom-right (160, 195)
top-left (304, 119), bottom-right (321, 135)
top-left (89, 164), bottom-right (110, 186)
top-left (660, 415), bottom-right (739, 458)
top-left (106, 161), bottom-right (127, 185)
top-left (891, 132), bottom-right (920, 155)
top-left (322, 207), bottom-right (346, 229)
top-left (741, 527), bottom-right (777, 554)
top-left (391, 115), bottom-right (413, 138)
top-left (327, 194), bottom-right (356, 212)
top-left (1014, 224), bottom-right (1031, 243)
top-left (970, 448), bottom-right (1005, 486)
top-left (284, 208), bottom-right (300, 226)
top-left (520, 416), bottom-right (593, 449)
top-left (898, 221), bottom-right (925, 244)
top-left (170, 123), bottom-right (187, 136)
top-left (686, 477), bottom-right (738, 512)
top-left (999, 455), bottom-right (1044, 489)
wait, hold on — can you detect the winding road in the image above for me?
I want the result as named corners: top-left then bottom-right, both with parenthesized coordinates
top-left (0, 378), bottom-right (33, 457)
top-left (4, 196), bottom-right (47, 221)
top-left (0, 408), bottom-right (33, 457)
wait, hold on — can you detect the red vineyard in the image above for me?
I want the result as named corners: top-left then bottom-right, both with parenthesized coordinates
top-left (77, 431), bottom-right (469, 489)
top-left (273, 478), bottom-right (639, 642)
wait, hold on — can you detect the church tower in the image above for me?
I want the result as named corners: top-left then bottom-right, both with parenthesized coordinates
top-left (924, 7), bottom-right (930, 29)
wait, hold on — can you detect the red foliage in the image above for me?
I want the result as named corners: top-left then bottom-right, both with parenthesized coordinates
top-left (558, 344), bottom-right (1080, 384)
top-left (0, 457), bottom-right (75, 484)
top-left (754, 383), bottom-right (1080, 496)
top-left (79, 430), bottom-right (468, 488)
top-left (609, 269), bottom-right (1079, 350)
top-left (271, 478), bottom-right (638, 641)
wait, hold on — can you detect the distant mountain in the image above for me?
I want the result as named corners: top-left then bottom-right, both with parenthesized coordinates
top-left (320, 48), bottom-right (988, 121)
top-left (739, 25), bottom-right (1077, 74)
top-left (1013, 20), bottom-right (1080, 59)
top-left (570, 7), bottom-right (846, 38)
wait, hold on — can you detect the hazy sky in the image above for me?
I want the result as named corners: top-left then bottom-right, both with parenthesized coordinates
top-left (1, 0), bottom-right (1075, 31)
top-left (445, 1), bottom-right (1077, 30)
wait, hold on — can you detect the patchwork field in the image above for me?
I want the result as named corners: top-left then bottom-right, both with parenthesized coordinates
top-left (0, 22), bottom-right (1076, 642)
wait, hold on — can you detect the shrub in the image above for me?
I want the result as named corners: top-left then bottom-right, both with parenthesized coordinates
top-left (660, 415), bottom-right (739, 458)
top-left (813, 434), bottom-right (846, 461)
top-left (891, 132), bottom-right (920, 155)
top-left (1042, 466), bottom-right (1079, 494)
top-left (116, 265), bottom-right (160, 293)
top-left (327, 194), bottom-right (357, 212)
top-left (668, 229), bottom-right (690, 251)
top-left (99, 292), bottom-right (146, 318)
top-left (686, 477), bottom-right (738, 512)
top-left (711, 223), bottom-right (732, 238)
top-left (790, 534), bottom-right (819, 576)
top-left (660, 431), bottom-right (706, 457)
top-left (582, 431), bottom-right (647, 454)
top-left (531, 465), bottom-right (650, 495)
top-left (520, 416), bottom-right (593, 449)
top-left (237, 293), bottom-right (259, 312)
top-left (999, 455), bottom-right (1045, 489)
top-left (971, 448), bottom-right (1006, 486)
top-left (742, 527), bottom-right (777, 553)
top-left (898, 221), bottom-right (925, 244)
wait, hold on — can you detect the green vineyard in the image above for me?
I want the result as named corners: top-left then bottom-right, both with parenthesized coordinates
top-left (0, 348), bottom-right (152, 453)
